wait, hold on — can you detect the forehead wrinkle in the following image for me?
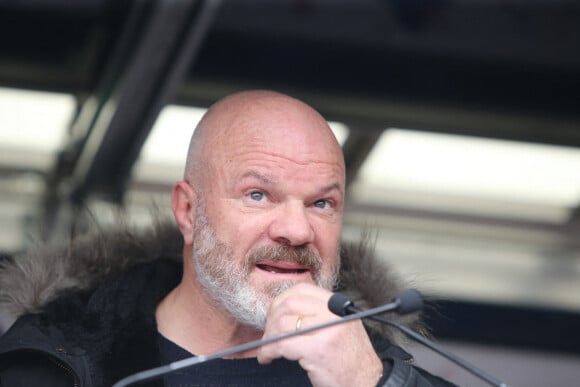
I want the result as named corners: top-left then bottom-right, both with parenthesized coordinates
top-left (234, 147), bottom-right (343, 171)
top-left (240, 170), bottom-right (276, 185)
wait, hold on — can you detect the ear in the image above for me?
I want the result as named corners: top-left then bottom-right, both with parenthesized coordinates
top-left (172, 181), bottom-right (197, 245)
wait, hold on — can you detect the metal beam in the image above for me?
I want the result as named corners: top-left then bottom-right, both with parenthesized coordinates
top-left (178, 80), bottom-right (580, 149)
top-left (341, 127), bottom-right (383, 189)
top-left (42, 0), bottom-right (221, 239)
top-left (70, 0), bottom-right (221, 204)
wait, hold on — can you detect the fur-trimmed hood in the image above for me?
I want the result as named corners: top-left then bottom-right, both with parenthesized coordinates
top-left (0, 221), bottom-right (423, 345)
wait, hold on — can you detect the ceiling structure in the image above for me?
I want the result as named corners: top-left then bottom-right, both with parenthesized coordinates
top-left (1, 0), bottom-right (579, 367)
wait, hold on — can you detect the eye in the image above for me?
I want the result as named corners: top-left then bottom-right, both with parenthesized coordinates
top-left (249, 191), bottom-right (265, 201)
top-left (313, 199), bottom-right (329, 209)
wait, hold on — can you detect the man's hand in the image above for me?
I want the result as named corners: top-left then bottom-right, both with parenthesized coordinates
top-left (256, 283), bottom-right (384, 387)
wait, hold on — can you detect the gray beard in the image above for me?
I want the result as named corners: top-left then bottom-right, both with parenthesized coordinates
top-left (191, 200), bottom-right (339, 331)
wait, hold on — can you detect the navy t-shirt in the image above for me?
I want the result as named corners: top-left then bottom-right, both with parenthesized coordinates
top-left (158, 333), bottom-right (312, 386)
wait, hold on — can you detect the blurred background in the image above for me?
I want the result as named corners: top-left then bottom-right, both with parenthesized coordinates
top-left (1, 0), bottom-right (579, 385)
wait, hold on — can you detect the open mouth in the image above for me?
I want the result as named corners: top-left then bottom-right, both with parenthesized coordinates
top-left (256, 263), bottom-right (309, 275)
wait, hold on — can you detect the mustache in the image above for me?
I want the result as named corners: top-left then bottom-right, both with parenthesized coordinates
top-left (246, 245), bottom-right (323, 273)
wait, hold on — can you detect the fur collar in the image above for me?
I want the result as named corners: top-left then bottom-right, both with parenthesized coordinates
top-left (0, 221), bottom-right (423, 345)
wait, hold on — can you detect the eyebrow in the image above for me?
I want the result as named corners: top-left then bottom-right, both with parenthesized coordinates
top-left (240, 170), bottom-right (343, 196)
top-left (320, 182), bottom-right (343, 195)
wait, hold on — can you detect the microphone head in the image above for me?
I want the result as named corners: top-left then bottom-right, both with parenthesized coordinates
top-left (328, 293), bottom-right (354, 316)
top-left (395, 289), bottom-right (423, 314)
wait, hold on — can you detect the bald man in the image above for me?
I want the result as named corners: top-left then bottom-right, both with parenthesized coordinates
top-left (0, 91), bottom-right (456, 387)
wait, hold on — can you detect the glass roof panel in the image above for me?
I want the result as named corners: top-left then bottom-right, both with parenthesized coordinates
top-left (351, 129), bottom-right (580, 223)
top-left (0, 86), bottom-right (75, 171)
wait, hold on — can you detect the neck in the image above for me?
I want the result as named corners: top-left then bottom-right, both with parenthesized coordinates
top-left (156, 270), bottom-right (263, 358)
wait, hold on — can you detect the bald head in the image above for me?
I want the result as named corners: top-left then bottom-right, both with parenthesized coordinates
top-left (184, 90), bottom-right (344, 190)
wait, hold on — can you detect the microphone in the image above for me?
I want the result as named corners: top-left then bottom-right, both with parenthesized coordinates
top-left (113, 292), bottom-right (416, 387)
top-left (329, 292), bottom-right (509, 387)
top-left (328, 288), bottom-right (423, 317)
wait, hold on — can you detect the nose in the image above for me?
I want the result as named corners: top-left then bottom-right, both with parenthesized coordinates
top-left (268, 201), bottom-right (314, 247)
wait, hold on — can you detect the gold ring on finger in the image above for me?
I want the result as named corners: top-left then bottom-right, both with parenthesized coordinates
top-left (295, 316), bottom-right (303, 331)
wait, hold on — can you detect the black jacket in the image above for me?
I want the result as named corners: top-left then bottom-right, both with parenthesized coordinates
top-left (0, 223), bottom-right (456, 387)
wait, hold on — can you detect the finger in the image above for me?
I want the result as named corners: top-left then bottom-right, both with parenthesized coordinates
top-left (266, 295), bottom-right (323, 327)
top-left (267, 284), bottom-right (333, 321)
top-left (258, 307), bottom-right (342, 364)
top-left (269, 283), bottom-right (331, 310)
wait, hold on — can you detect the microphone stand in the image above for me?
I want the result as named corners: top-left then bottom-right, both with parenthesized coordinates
top-left (113, 299), bottom-right (402, 387)
top-left (329, 291), bottom-right (508, 387)
top-left (363, 313), bottom-right (509, 387)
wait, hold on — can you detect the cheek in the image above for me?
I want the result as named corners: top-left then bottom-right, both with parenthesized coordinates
top-left (208, 200), bottom-right (270, 253)
top-left (313, 222), bottom-right (342, 261)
